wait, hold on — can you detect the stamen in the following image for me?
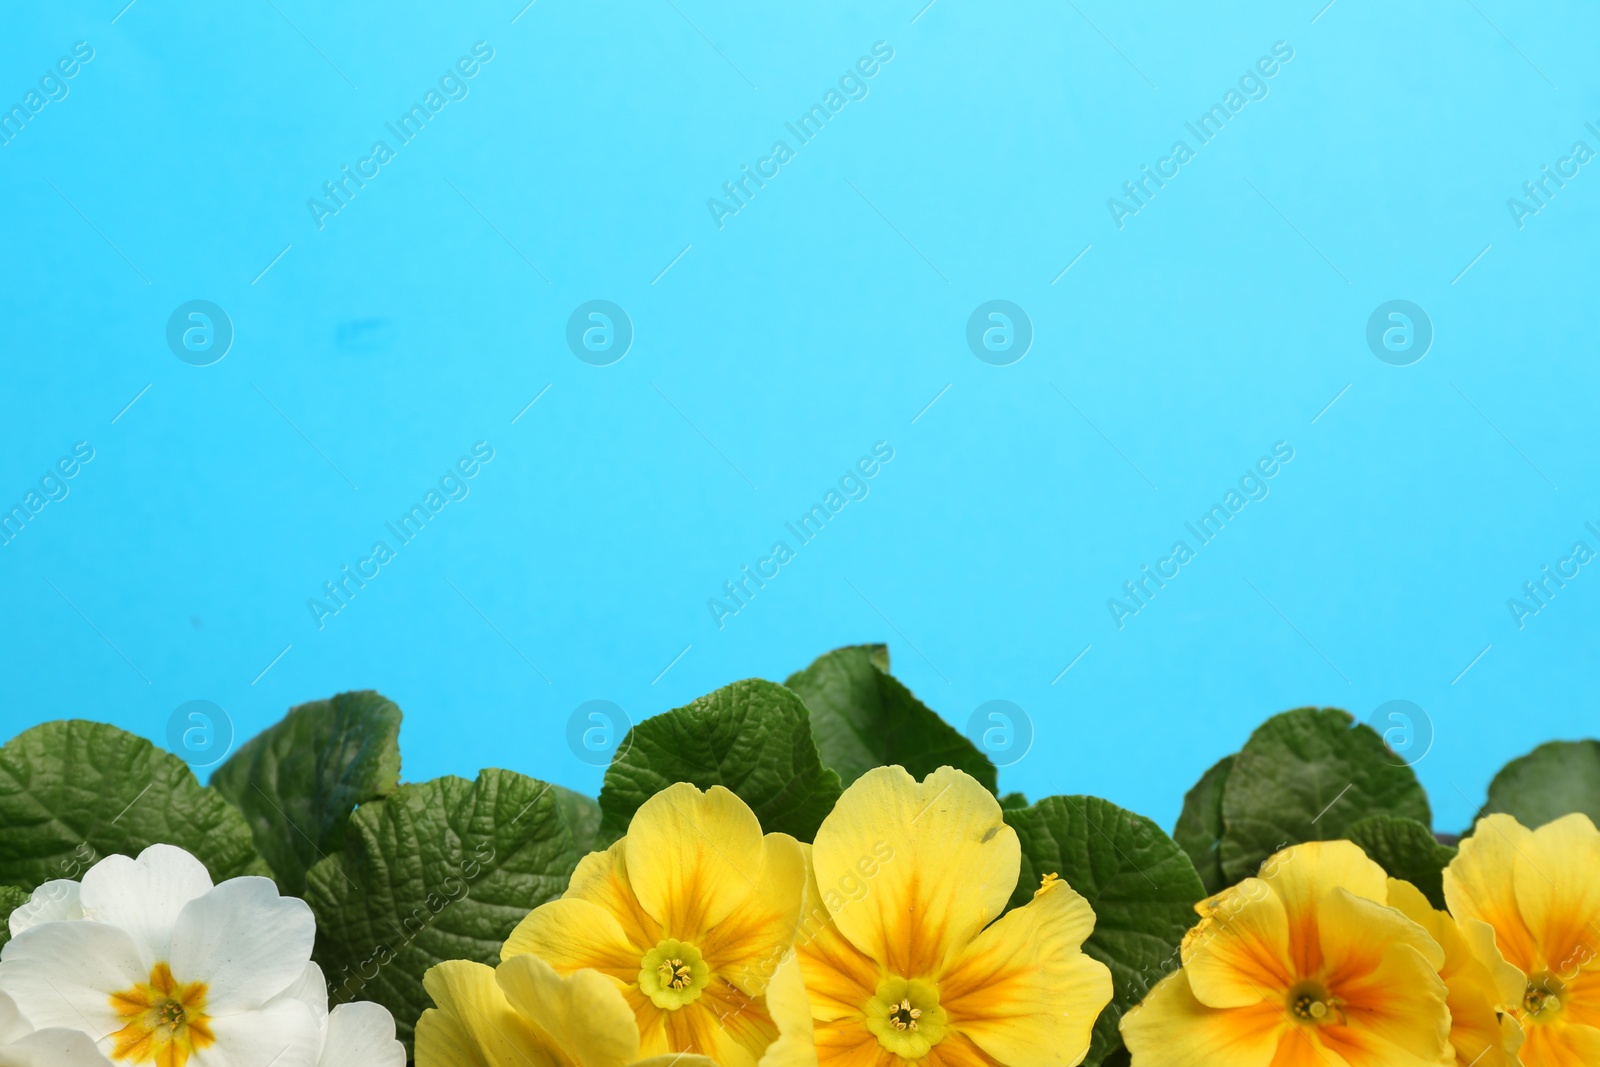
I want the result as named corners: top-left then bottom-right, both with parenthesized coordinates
top-left (889, 998), bottom-right (922, 1031)
top-left (657, 958), bottom-right (693, 991)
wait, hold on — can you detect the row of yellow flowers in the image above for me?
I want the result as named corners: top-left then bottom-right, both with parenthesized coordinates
top-left (416, 764), bottom-right (1600, 1067)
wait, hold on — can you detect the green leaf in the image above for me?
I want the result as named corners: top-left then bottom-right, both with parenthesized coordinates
top-left (0, 885), bottom-right (31, 951)
top-left (211, 691), bottom-right (403, 894)
top-left (785, 645), bottom-right (997, 792)
top-left (1219, 708), bottom-right (1431, 885)
top-left (1482, 740), bottom-right (1600, 830)
top-left (551, 785), bottom-right (602, 856)
top-left (305, 769), bottom-right (578, 1054)
top-left (1005, 795), bottom-right (1207, 1067)
top-left (1343, 815), bottom-right (1456, 909)
top-left (999, 791), bottom-right (1030, 811)
top-left (1173, 755), bottom-right (1234, 897)
top-left (0, 721), bottom-right (269, 889)
top-left (599, 679), bottom-right (843, 842)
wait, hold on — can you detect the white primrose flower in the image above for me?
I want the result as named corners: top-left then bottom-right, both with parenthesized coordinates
top-left (0, 988), bottom-right (111, 1067)
top-left (274, 962), bottom-right (405, 1067)
top-left (0, 844), bottom-right (395, 1067)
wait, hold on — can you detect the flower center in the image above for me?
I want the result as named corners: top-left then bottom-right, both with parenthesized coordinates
top-left (108, 962), bottom-right (215, 1066)
top-left (639, 939), bottom-right (710, 1009)
top-left (1287, 981), bottom-right (1341, 1027)
top-left (866, 978), bottom-right (947, 1059)
top-left (1524, 974), bottom-right (1566, 1020)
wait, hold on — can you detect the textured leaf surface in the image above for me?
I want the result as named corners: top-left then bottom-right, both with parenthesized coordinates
top-left (1343, 815), bottom-right (1456, 909)
top-left (1006, 795), bottom-right (1206, 1067)
top-left (305, 769), bottom-right (577, 1052)
top-left (1482, 740), bottom-right (1600, 830)
top-left (1219, 708), bottom-right (1431, 884)
top-left (1173, 755), bottom-right (1234, 896)
top-left (599, 678), bottom-right (842, 841)
top-left (551, 784), bottom-right (602, 856)
top-left (785, 644), bottom-right (997, 791)
top-left (211, 690), bottom-right (402, 893)
top-left (0, 721), bottom-right (268, 889)
top-left (0, 885), bottom-right (30, 950)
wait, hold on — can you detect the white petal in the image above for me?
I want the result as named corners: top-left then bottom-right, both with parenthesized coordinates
top-left (271, 963), bottom-right (328, 1026)
top-left (169, 879), bottom-right (314, 1013)
top-left (192, 999), bottom-right (322, 1067)
top-left (78, 845), bottom-right (213, 967)
top-left (318, 1003), bottom-right (404, 1067)
top-left (0, 1027), bottom-right (115, 1067)
top-left (8, 881), bottom-right (83, 937)
top-left (0, 921), bottom-right (143, 1042)
top-left (0, 990), bottom-right (30, 1045)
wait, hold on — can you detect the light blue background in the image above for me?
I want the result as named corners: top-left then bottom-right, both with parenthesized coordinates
top-left (2, 0), bottom-right (1596, 835)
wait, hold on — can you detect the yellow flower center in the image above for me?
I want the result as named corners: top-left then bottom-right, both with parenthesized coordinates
top-left (866, 978), bottom-right (947, 1059)
top-left (108, 962), bottom-right (215, 1067)
top-left (1287, 981), bottom-right (1342, 1027)
top-left (1524, 974), bottom-right (1566, 1020)
top-left (639, 939), bottom-right (710, 1009)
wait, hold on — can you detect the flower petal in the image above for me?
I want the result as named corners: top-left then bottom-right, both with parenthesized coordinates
top-left (624, 784), bottom-right (769, 940)
top-left (415, 960), bottom-right (557, 1067)
top-left (1519, 1021), bottom-right (1600, 1067)
top-left (758, 953), bottom-right (818, 1067)
top-left (0, 990), bottom-right (28, 1045)
top-left (812, 766), bottom-right (1016, 978)
top-left (1512, 813), bottom-right (1600, 976)
top-left (810, 1022), bottom-right (895, 1067)
top-left (701, 833), bottom-right (806, 996)
top-left (1119, 970), bottom-right (1285, 1067)
top-left (169, 878), bottom-right (315, 1012)
top-left (500, 898), bottom-right (640, 985)
top-left (1259, 840), bottom-right (1388, 979)
top-left (8, 880), bottom-right (83, 936)
top-left (792, 844), bottom-right (881, 1027)
top-left (939, 877), bottom-right (1110, 1067)
top-left (194, 997), bottom-right (322, 1067)
top-left (272, 962), bottom-right (328, 1025)
top-left (0, 919), bottom-right (144, 1041)
top-left (495, 954), bottom-right (639, 1067)
top-left (0, 1027), bottom-right (116, 1067)
top-left (1315, 889), bottom-right (1452, 1067)
top-left (565, 841), bottom-right (662, 951)
top-left (661, 998), bottom-right (772, 1067)
top-left (1181, 877), bottom-right (1294, 1009)
top-left (1444, 815), bottom-right (1540, 974)
top-left (77, 845), bottom-right (214, 968)
top-left (318, 1002), bottom-right (407, 1067)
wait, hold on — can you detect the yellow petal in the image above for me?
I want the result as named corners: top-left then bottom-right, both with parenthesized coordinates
top-left (501, 897), bottom-right (641, 985)
top-left (496, 954), bottom-right (640, 1067)
top-left (1259, 840), bottom-right (1389, 978)
top-left (634, 1058), bottom-right (719, 1067)
top-left (1444, 815), bottom-right (1540, 974)
top-left (1182, 877), bottom-right (1294, 1008)
top-left (758, 953), bottom-right (819, 1067)
top-left (812, 766), bottom-right (1017, 978)
top-left (1385, 879), bottom-right (1519, 1067)
top-left (625, 783), bottom-right (770, 939)
top-left (416, 960), bottom-right (560, 1067)
top-left (1315, 888), bottom-right (1452, 1066)
top-left (1513, 813), bottom-right (1600, 976)
top-left (1515, 1021), bottom-right (1600, 1067)
top-left (938, 876), bottom-right (1111, 1067)
top-left (811, 1021), bottom-right (895, 1067)
top-left (701, 833), bottom-right (807, 996)
top-left (566, 840), bottom-right (664, 951)
top-left (661, 996), bottom-right (776, 1067)
top-left (1119, 970), bottom-right (1285, 1067)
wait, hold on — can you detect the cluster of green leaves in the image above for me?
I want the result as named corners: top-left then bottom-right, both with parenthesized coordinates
top-left (4, 652), bottom-right (1598, 1067)
top-left (1171, 707), bottom-right (1600, 912)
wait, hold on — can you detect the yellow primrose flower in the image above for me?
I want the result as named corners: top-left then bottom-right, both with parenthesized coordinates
top-left (791, 766), bottom-right (1112, 1067)
top-left (1444, 813), bottom-right (1600, 1067)
top-left (1122, 840), bottom-right (1453, 1067)
top-left (416, 952), bottom-right (719, 1067)
top-left (498, 783), bottom-right (806, 1067)
top-left (1386, 878), bottom-right (1525, 1067)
